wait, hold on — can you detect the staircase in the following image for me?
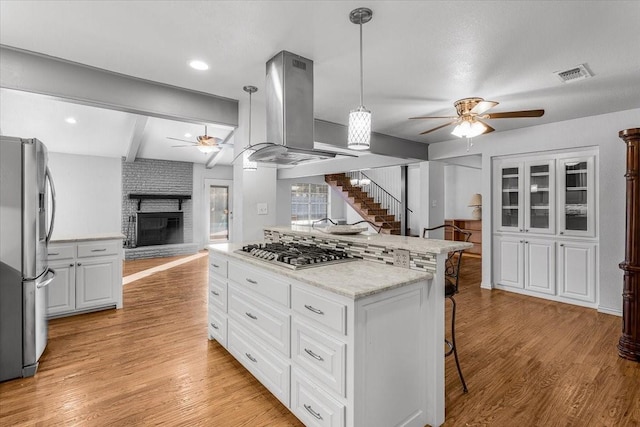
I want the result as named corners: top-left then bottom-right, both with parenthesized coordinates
top-left (325, 173), bottom-right (402, 235)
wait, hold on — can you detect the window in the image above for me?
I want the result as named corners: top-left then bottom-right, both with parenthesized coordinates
top-left (291, 183), bottom-right (328, 225)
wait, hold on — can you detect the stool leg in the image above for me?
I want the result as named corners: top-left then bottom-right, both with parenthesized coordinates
top-left (448, 295), bottom-right (468, 393)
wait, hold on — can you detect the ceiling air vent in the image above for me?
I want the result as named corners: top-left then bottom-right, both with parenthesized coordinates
top-left (554, 64), bottom-right (593, 83)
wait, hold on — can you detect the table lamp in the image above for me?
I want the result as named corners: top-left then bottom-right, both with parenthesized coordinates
top-left (468, 193), bottom-right (482, 220)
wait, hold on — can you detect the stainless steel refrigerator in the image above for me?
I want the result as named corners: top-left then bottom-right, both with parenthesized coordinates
top-left (0, 136), bottom-right (56, 382)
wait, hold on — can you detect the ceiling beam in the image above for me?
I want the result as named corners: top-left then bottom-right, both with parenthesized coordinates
top-left (125, 116), bottom-right (148, 162)
top-left (314, 119), bottom-right (429, 161)
top-left (0, 45), bottom-right (238, 128)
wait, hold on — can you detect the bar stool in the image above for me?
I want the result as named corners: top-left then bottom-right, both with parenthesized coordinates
top-left (423, 224), bottom-right (470, 393)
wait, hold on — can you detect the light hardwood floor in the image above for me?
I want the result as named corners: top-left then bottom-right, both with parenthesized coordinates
top-left (1, 254), bottom-right (639, 426)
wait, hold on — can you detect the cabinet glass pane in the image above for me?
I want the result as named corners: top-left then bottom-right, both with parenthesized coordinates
top-left (502, 209), bottom-right (519, 227)
top-left (529, 164), bottom-right (549, 229)
top-left (501, 168), bottom-right (519, 227)
top-left (565, 161), bottom-right (588, 231)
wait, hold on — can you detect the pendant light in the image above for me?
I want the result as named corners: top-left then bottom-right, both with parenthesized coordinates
top-left (242, 85), bottom-right (258, 171)
top-left (347, 7), bottom-right (373, 151)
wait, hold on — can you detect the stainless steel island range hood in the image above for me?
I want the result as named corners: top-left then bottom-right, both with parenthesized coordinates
top-left (248, 51), bottom-right (342, 165)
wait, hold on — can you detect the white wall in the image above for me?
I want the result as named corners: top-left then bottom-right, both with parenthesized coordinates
top-left (48, 153), bottom-right (121, 239)
top-left (407, 164), bottom-right (420, 235)
top-left (429, 108), bottom-right (638, 314)
top-left (444, 164), bottom-right (482, 219)
top-left (192, 163), bottom-right (233, 249)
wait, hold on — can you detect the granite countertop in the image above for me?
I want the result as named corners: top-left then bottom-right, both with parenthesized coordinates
top-left (266, 225), bottom-right (473, 254)
top-left (50, 233), bottom-right (126, 243)
top-left (208, 242), bottom-right (433, 299)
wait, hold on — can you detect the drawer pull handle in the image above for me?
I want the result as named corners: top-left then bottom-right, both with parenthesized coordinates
top-left (304, 348), bottom-right (324, 362)
top-left (245, 353), bottom-right (257, 363)
top-left (245, 312), bottom-right (258, 320)
top-left (210, 323), bottom-right (219, 330)
top-left (304, 404), bottom-right (323, 420)
top-left (211, 263), bottom-right (219, 268)
top-left (246, 278), bottom-right (258, 285)
top-left (211, 290), bottom-right (220, 296)
top-left (48, 252), bottom-right (59, 256)
top-left (91, 248), bottom-right (107, 252)
top-left (304, 304), bottom-right (324, 315)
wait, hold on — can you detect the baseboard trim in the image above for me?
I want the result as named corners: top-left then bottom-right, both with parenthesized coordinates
top-left (597, 306), bottom-right (622, 317)
top-left (480, 281), bottom-right (492, 290)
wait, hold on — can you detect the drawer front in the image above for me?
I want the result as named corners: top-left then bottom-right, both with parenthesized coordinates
top-left (208, 308), bottom-right (227, 347)
top-left (228, 261), bottom-right (289, 307)
top-left (292, 287), bottom-right (347, 335)
top-left (209, 277), bottom-right (227, 312)
top-left (291, 369), bottom-right (345, 427)
top-left (292, 318), bottom-right (346, 397)
top-left (77, 240), bottom-right (119, 258)
top-left (209, 257), bottom-right (228, 278)
top-left (47, 245), bottom-right (75, 260)
top-left (228, 283), bottom-right (290, 357)
top-left (228, 320), bottom-right (290, 407)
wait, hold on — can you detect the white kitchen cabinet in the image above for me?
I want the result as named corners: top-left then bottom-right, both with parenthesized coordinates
top-left (493, 236), bottom-right (555, 294)
top-left (493, 235), bottom-right (524, 288)
top-left (495, 159), bottom-right (556, 235)
top-left (557, 156), bottom-right (596, 237)
top-left (47, 259), bottom-right (76, 316)
top-left (557, 241), bottom-right (596, 303)
top-left (46, 238), bottom-right (123, 318)
top-left (492, 149), bottom-right (598, 308)
top-left (208, 250), bottom-right (437, 427)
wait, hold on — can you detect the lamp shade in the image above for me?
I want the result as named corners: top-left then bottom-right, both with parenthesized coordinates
top-left (452, 120), bottom-right (487, 138)
top-left (347, 107), bottom-right (372, 150)
top-left (468, 193), bottom-right (482, 207)
top-left (197, 145), bottom-right (219, 154)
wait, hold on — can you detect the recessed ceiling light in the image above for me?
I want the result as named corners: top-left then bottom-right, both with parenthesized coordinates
top-left (189, 60), bottom-right (209, 71)
top-left (65, 117), bottom-right (77, 124)
top-left (184, 133), bottom-right (192, 138)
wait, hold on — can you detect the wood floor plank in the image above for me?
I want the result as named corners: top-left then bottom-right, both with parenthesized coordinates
top-left (1, 255), bottom-right (639, 426)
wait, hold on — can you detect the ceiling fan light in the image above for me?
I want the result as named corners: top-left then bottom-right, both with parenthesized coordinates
top-left (197, 145), bottom-right (217, 154)
top-left (243, 149), bottom-right (257, 171)
top-left (468, 121), bottom-right (487, 138)
top-left (347, 108), bottom-right (371, 150)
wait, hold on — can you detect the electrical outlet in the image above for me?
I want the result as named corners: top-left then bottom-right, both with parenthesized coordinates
top-left (257, 203), bottom-right (268, 215)
top-left (393, 249), bottom-right (410, 269)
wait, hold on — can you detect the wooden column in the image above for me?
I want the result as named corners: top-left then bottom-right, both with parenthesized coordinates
top-left (618, 128), bottom-right (640, 361)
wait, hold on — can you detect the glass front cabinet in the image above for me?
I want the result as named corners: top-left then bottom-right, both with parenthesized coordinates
top-left (495, 159), bottom-right (556, 234)
top-left (493, 150), bottom-right (598, 308)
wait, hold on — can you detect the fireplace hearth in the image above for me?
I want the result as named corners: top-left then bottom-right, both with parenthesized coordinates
top-left (137, 212), bottom-right (184, 247)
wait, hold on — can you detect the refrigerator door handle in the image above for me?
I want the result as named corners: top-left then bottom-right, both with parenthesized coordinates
top-left (45, 167), bottom-right (56, 244)
top-left (36, 268), bottom-right (56, 289)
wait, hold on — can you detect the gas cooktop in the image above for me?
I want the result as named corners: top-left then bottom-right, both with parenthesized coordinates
top-left (235, 242), bottom-right (357, 270)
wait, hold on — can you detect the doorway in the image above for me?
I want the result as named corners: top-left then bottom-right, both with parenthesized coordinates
top-left (206, 179), bottom-right (232, 242)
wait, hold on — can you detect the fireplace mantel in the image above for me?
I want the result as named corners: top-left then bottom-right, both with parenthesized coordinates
top-left (128, 193), bottom-right (191, 211)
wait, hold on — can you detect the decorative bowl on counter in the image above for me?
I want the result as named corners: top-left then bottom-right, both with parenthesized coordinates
top-left (321, 225), bottom-right (369, 235)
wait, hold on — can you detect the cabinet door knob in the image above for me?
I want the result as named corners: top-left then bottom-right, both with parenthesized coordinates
top-left (560, 244), bottom-right (565, 247)
top-left (519, 229), bottom-right (523, 232)
top-left (77, 263), bottom-right (82, 266)
top-left (560, 231), bottom-right (564, 235)
top-left (70, 263), bottom-right (74, 267)
top-left (520, 240), bottom-right (524, 243)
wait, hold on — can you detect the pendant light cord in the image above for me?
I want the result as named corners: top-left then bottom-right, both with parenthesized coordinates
top-left (359, 18), bottom-right (364, 107)
top-left (248, 92), bottom-right (252, 148)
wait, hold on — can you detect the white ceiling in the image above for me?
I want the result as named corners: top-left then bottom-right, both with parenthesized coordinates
top-left (1, 1), bottom-right (639, 165)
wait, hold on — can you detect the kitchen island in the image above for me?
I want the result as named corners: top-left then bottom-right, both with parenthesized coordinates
top-left (208, 227), bottom-right (471, 427)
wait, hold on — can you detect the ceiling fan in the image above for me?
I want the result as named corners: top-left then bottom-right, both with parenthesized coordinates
top-left (167, 126), bottom-right (222, 154)
top-left (410, 97), bottom-right (545, 138)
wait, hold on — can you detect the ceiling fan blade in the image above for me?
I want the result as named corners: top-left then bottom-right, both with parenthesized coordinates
top-left (485, 109), bottom-right (545, 119)
top-left (409, 115), bottom-right (458, 120)
top-left (419, 120), bottom-right (459, 135)
top-left (167, 137), bottom-right (197, 144)
top-left (470, 100), bottom-right (499, 115)
top-left (476, 119), bottom-right (495, 134)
